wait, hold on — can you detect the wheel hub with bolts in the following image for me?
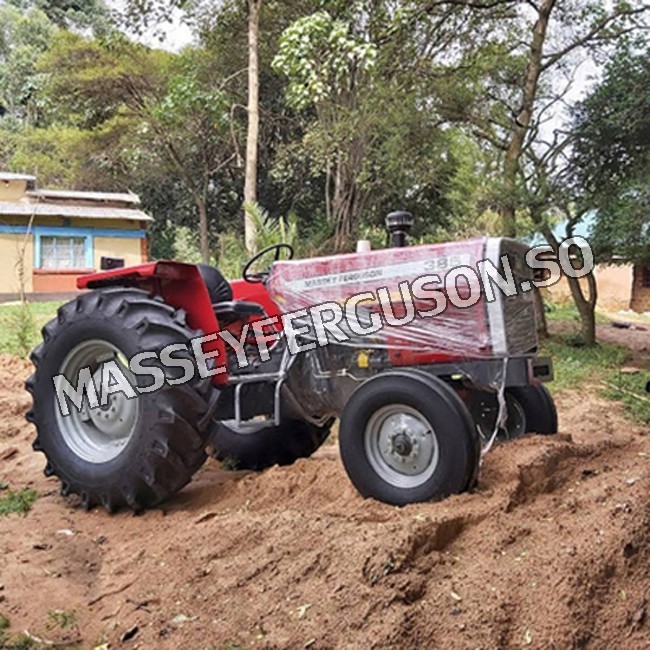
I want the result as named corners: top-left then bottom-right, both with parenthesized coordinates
top-left (387, 430), bottom-right (418, 461)
top-left (365, 404), bottom-right (439, 489)
top-left (56, 340), bottom-right (140, 465)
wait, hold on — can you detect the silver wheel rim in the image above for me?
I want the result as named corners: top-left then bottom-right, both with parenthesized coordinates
top-left (364, 404), bottom-right (439, 488)
top-left (56, 339), bottom-right (140, 464)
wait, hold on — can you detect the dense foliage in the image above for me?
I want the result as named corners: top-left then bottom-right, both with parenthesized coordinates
top-left (573, 42), bottom-right (650, 265)
top-left (0, 0), bottom-right (647, 285)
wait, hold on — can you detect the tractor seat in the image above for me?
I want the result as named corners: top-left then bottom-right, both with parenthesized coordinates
top-left (197, 264), bottom-right (265, 323)
top-left (197, 264), bottom-right (233, 303)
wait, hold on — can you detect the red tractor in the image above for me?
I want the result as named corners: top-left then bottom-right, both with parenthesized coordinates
top-left (26, 213), bottom-right (556, 512)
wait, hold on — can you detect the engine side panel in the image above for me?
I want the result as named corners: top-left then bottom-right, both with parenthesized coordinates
top-left (268, 238), bottom-right (494, 362)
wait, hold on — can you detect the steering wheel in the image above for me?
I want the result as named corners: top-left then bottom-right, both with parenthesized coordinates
top-left (242, 243), bottom-right (295, 284)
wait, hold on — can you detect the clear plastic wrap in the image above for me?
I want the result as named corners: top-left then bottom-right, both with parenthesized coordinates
top-left (268, 237), bottom-right (538, 361)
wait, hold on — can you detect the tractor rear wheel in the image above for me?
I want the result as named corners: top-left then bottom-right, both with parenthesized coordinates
top-left (339, 372), bottom-right (480, 506)
top-left (209, 418), bottom-right (333, 470)
top-left (26, 288), bottom-right (216, 513)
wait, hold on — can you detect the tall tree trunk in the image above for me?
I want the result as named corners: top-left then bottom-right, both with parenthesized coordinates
top-left (331, 141), bottom-right (366, 252)
top-left (540, 222), bottom-right (598, 346)
top-left (332, 157), bottom-right (354, 251)
top-left (244, 0), bottom-right (261, 255)
top-left (567, 273), bottom-right (598, 346)
top-left (197, 196), bottom-right (210, 263)
top-left (501, 0), bottom-right (556, 237)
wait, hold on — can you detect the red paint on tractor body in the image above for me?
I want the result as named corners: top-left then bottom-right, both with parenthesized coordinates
top-left (78, 262), bottom-right (229, 385)
top-left (77, 237), bottom-right (536, 380)
top-left (230, 279), bottom-right (283, 323)
top-left (267, 239), bottom-right (496, 364)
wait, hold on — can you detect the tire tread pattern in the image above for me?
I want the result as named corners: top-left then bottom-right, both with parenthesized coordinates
top-left (26, 288), bottom-right (216, 513)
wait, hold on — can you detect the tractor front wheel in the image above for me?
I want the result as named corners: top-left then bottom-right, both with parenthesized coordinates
top-left (470, 384), bottom-right (558, 443)
top-left (339, 372), bottom-right (480, 506)
top-left (26, 288), bottom-right (216, 513)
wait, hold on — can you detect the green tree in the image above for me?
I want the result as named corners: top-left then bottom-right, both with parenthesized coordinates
top-left (441, 1), bottom-right (649, 344)
top-left (0, 5), bottom-right (56, 126)
top-left (7, 0), bottom-right (112, 33)
top-left (118, 0), bottom-right (327, 254)
top-left (273, 9), bottom-right (378, 250)
top-left (572, 43), bottom-right (650, 266)
top-left (35, 32), bottom-right (237, 261)
top-left (272, 2), bottom-right (490, 251)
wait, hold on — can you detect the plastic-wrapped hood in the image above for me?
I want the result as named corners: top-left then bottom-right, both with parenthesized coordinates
top-left (268, 237), bottom-right (538, 361)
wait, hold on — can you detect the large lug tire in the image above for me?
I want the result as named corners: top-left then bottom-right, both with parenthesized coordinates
top-left (339, 371), bottom-right (480, 506)
top-left (25, 288), bottom-right (217, 513)
top-left (470, 383), bottom-right (558, 443)
top-left (209, 418), bottom-right (334, 471)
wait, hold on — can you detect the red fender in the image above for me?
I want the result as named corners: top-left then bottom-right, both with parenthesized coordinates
top-left (77, 262), bottom-right (228, 385)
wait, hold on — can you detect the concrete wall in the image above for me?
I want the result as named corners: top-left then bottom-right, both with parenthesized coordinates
top-left (546, 263), bottom-right (633, 312)
top-left (93, 236), bottom-right (144, 269)
top-left (32, 270), bottom-right (84, 293)
top-left (0, 233), bottom-right (34, 293)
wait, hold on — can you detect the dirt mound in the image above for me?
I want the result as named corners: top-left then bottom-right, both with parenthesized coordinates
top-left (0, 354), bottom-right (32, 442)
top-left (0, 357), bottom-right (648, 649)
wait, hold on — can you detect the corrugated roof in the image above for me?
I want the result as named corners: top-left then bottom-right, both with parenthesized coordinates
top-left (0, 172), bottom-right (36, 182)
top-left (0, 202), bottom-right (153, 222)
top-left (27, 189), bottom-right (140, 204)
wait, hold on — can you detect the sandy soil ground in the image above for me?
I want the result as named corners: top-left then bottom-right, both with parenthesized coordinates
top-left (0, 330), bottom-right (648, 649)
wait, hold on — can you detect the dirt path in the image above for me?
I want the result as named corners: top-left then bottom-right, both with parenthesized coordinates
top-left (0, 352), bottom-right (648, 650)
top-left (598, 321), bottom-right (650, 371)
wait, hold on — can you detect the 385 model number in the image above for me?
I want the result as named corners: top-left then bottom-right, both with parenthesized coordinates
top-left (423, 254), bottom-right (470, 273)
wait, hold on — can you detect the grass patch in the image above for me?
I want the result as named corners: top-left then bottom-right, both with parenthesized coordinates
top-left (541, 336), bottom-right (628, 394)
top-left (0, 610), bottom-right (83, 650)
top-left (220, 456), bottom-right (240, 472)
top-left (0, 301), bottom-right (61, 358)
top-left (0, 488), bottom-right (37, 516)
top-left (46, 610), bottom-right (77, 632)
top-left (542, 329), bottom-right (650, 426)
top-left (0, 616), bottom-right (35, 650)
top-left (0, 633), bottom-right (36, 649)
top-left (601, 372), bottom-right (650, 426)
top-left (545, 301), bottom-right (610, 325)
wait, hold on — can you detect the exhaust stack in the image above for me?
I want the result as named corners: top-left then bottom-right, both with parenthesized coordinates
top-left (386, 211), bottom-right (414, 248)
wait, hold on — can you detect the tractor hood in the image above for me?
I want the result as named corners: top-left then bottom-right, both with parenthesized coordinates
top-left (267, 237), bottom-right (538, 361)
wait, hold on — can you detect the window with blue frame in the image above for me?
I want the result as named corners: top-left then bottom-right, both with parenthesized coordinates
top-left (34, 228), bottom-right (93, 270)
top-left (40, 236), bottom-right (87, 269)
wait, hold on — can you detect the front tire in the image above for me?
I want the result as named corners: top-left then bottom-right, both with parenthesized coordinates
top-left (470, 384), bottom-right (558, 443)
top-left (508, 384), bottom-right (558, 434)
top-left (339, 372), bottom-right (480, 506)
top-left (26, 288), bottom-right (216, 512)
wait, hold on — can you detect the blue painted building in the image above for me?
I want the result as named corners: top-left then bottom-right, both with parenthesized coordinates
top-left (0, 172), bottom-right (152, 298)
